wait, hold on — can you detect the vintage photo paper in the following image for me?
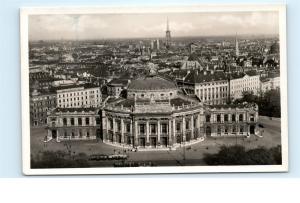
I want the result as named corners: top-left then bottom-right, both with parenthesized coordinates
top-left (21, 4), bottom-right (288, 175)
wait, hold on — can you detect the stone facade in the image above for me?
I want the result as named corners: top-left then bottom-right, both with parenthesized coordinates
top-left (203, 104), bottom-right (259, 137)
top-left (46, 108), bottom-right (101, 142)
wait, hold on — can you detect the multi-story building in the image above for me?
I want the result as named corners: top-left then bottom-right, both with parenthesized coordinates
top-left (30, 89), bottom-right (57, 126)
top-left (45, 74), bottom-right (259, 150)
top-left (100, 75), bottom-right (258, 149)
top-left (181, 70), bottom-right (229, 105)
top-left (260, 74), bottom-right (280, 93)
top-left (102, 75), bottom-right (205, 148)
top-left (46, 108), bottom-right (101, 142)
top-left (204, 103), bottom-right (259, 137)
top-left (229, 72), bottom-right (260, 99)
top-left (56, 84), bottom-right (101, 108)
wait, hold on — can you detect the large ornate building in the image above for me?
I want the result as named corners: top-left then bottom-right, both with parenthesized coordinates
top-left (46, 74), bottom-right (259, 150)
top-left (179, 69), bottom-right (229, 105)
top-left (100, 74), bottom-right (258, 149)
top-left (46, 107), bottom-right (101, 142)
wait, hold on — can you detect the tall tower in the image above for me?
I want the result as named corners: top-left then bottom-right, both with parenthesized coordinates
top-left (165, 18), bottom-right (171, 48)
top-left (235, 33), bottom-right (239, 56)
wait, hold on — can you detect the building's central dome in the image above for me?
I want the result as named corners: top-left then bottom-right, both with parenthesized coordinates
top-left (128, 76), bottom-right (177, 91)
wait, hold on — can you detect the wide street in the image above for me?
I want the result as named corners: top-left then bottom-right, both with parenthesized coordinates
top-left (30, 116), bottom-right (281, 167)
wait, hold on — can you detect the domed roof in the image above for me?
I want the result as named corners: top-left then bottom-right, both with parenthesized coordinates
top-left (128, 76), bottom-right (177, 91)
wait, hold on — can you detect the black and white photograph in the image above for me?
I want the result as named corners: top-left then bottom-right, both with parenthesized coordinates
top-left (20, 5), bottom-right (288, 175)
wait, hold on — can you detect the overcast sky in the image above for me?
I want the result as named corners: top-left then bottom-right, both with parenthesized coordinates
top-left (29, 11), bottom-right (279, 40)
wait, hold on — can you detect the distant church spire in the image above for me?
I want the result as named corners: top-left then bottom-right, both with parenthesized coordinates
top-left (235, 32), bottom-right (239, 56)
top-left (166, 17), bottom-right (170, 31)
top-left (165, 18), bottom-right (171, 49)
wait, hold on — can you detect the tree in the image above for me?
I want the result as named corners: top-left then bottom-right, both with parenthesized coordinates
top-left (203, 145), bottom-right (282, 166)
top-left (232, 89), bottom-right (281, 118)
top-left (31, 151), bottom-right (90, 168)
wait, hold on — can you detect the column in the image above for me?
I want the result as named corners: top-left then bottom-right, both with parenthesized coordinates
top-left (121, 118), bottom-right (124, 143)
top-left (56, 129), bottom-right (60, 141)
top-left (134, 119), bottom-right (138, 147)
top-left (105, 117), bottom-right (109, 142)
top-left (75, 117), bottom-right (78, 126)
top-left (172, 118), bottom-right (176, 144)
top-left (47, 129), bottom-right (52, 140)
top-left (182, 116), bottom-right (186, 143)
top-left (90, 116), bottom-right (94, 126)
top-left (197, 113), bottom-right (201, 138)
top-left (247, 124), bottom-right (250, 136)
top-left (67, 118), bottom-right (70, 126)
top-left (146, 120), bottom-right (150, 146)
top-left (168, 119), bottom-right (172, 146)
top-left (191, 115), bottom-right (194, 140)
top-left (157, 120), bottom-right (161, 146)
top-left (112, 117), bottom-right (116, 143)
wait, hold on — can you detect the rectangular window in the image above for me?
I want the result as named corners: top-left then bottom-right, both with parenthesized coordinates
top-left (117, 122), bottom-right (121, 132)
top-left (176, 122), bottom-right (181, 132)
top-left (217, 114), bottom-right (221, 123)
top-left (86, 117), bottom-right (90, 125)
top-left (78, 118), bottom-right (82, 126)
top-left (139, 124), bottom-right (145, 134)
top-left (71, 118), bottom-right (74, 126)
top-left (185, 120), bottom-right (189, 130)
top-left (161, 123), bottom-right (167, 134)
top-left (126, 123), bottom-right (130, 133)
top-left (150, 124), bottom-right (156, 134)
top-left (224, 114), bottom-right (228, 122)
top-left (63, 118), bottom-right (67, 126)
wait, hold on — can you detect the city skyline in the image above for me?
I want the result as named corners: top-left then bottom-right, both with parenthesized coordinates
top-left (29, 11), bottom-right (279, 40)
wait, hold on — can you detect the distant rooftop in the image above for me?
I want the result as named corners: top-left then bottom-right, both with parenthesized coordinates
top-left (184, 70), bottom-right (227, 84)
top-left (128, 75), bottom-right (177, 91)
top-left (55, 83), bottom-right (99, 91)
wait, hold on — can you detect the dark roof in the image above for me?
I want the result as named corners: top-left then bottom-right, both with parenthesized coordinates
top-left (245, 70), bottom-right (259, 76)
top-left (230, 70), bottom-right (259, 79)
top-left (107, 78), bottom-right (129, 87)
top-left (114, 99), bottom-right (134, 108)
top-left (128, 75), bottom-right (177, 91)
top-left (170, 98), bottom-right (193, 106)
top-left (230, 72), bottom-right (246, 79)
top-left (55, 83), bottom-right (100, 91)
top-left (184, 70), bottom-right (227, 84)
